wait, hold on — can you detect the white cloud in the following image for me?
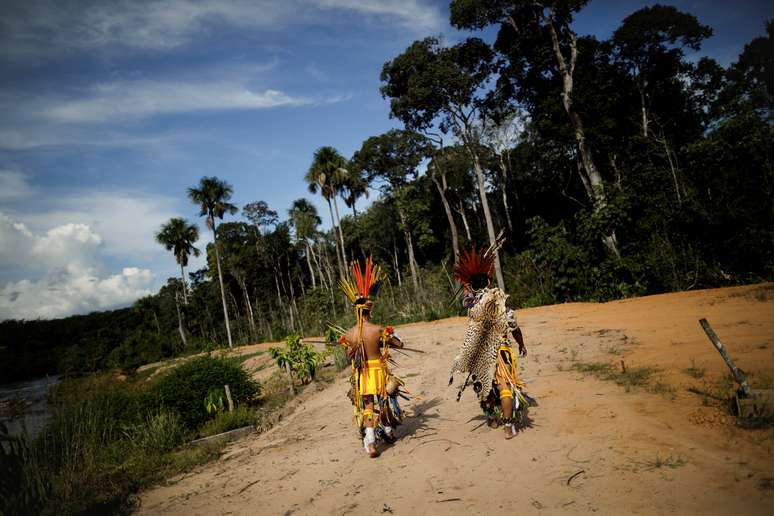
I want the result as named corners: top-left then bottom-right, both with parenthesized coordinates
top-left (16, 191), bottom-right (189, 264)
top-left (0, 266), bottom-right (154, 320)
top-left (0, 170), bottom-right (33, 200)
top-left (0, 0), bottom-right (443, 59)
top-left (0, 207), bottom-right (171, 320)
top-left (43, 80), bottom-right (312, 123)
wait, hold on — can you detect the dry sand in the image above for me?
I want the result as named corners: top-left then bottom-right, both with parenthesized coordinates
top-left (139, 284), bottom-right (774, 515)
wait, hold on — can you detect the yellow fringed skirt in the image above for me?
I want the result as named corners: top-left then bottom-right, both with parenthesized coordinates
top-left (358, 359), bottom-right (387, 396)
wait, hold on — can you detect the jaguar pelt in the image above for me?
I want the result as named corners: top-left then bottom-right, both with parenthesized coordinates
top-left (449, 288), bottom-right (510, 400)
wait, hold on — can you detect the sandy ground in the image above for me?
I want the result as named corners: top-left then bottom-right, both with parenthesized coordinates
top-left (138, 284), bottom-right (774, 515)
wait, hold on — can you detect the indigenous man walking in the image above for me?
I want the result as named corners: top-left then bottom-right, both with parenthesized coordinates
top-left (339, 257), bottom-right (406, 458)
top-left (449, 242), bottom-right (531, 439)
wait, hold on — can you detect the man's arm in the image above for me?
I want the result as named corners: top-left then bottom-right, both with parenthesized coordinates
top-left (512, 327), bottom-right (527, 357)
top-left (388, 335), bottom-right (404, 349)
top-left (381, 326), bottom-right (404, 349)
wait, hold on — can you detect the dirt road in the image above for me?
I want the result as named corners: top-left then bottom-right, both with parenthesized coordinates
top-left (139, 284), bottom-right (774, 515)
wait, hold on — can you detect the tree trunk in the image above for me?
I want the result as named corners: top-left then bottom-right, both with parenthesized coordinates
top-left (273, 269), bottom-right (286, 329)
top-left (152, 310), bottom-right (160, 336)
top-left (498, 154), bottom-right (514, 233)
top-left (211, 220), bottom-right (233, 348)
top-left (320, 243), bottom-right (337, 317)
top-left (239, 277), bottom-right (256, 339)
top-left (656, 131), bottom-right (682, 204)
top-left (331, 194), bottom-right (348, 265)
top-left (285, 256), bottom-right (300, 332)
top-left (431, 168), bottom-right (460, 260)
top-left (305, 241), bottom-right (317, 288)
top-left (397, 208), bottom-right (419, 291)
top-left (326, 199), bottom-right (345, 277)
top-left (545, 13), bottom-right (620, 259)
top-left (285, 362), bottom-right (296, 396)
top-left (471, 151), bottom-right (506, 289)
top-left (228, 291), bottom-right (244, 345)
top-left (175, 291), bottom-right (188, 349)
top-left (639, 85), bottom-right (649, 137)
top-left (179, 263), bottom-right (188, 305)
top-left (456, 200), bottom-right (472, 241)
top-left (393, 241), bottom-right (402, 288)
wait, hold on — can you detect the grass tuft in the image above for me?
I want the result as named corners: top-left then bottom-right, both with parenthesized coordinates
top-left (572, 361), bottom-right (657, 392)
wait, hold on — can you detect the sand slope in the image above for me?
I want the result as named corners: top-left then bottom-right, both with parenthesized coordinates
top-left (139, 284), bottom-right (774, 515)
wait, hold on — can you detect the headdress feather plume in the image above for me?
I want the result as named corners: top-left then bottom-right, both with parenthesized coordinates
top-left (453, 231), bottom-right (505, 287)
top-left (339, 256), bottom-right (384, 304)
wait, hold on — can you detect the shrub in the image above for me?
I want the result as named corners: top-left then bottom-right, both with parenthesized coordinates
top-left (269, 334), bottom-right (325, 384)
top-left (147, 355), bottom-right (259, 430)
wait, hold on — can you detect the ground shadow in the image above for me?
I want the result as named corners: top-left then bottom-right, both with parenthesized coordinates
top-left (394, 396), bottom-right (443, 440)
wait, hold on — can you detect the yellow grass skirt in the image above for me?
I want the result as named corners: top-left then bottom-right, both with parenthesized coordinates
top-left (359, 359), bottom-right (387, 397)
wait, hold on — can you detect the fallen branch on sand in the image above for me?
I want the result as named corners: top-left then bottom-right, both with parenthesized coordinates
top-left (567, 470), bottom-right (586, 486)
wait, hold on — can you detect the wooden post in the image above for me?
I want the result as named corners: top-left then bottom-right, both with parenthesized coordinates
top-left (285, 362), bottom-right (296, 396)
top-left (699, 318), bottom-right (752, 398)
top-left (224, 384), bottom-right (235, 412)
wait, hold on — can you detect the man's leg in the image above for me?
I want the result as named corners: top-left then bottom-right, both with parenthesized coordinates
top-left (499, 379), bottom-right (515, 439)
top-left (362, 396), bottom-right (379, 457)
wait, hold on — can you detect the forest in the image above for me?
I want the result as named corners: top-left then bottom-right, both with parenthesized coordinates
top-left (1, 2), bottom-right (772, 384)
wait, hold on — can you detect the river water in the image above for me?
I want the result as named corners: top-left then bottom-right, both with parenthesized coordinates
top-left (0, 375), bottom-right (60, 437)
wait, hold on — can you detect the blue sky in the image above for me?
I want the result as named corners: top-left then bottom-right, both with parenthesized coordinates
top-left (0, 0), bottom-right (771, 320)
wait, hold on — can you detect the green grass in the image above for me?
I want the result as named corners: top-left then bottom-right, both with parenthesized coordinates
top-left (641, 454), bottom-right (687, 470)
top-left (198, 406), bottom-right (257, 437)
top-left (572, 361), bottom-right (658, 392)
top-left (650, 381), bottom-right (677, 399)
top-left (683, 358), bottom-right (706, 379)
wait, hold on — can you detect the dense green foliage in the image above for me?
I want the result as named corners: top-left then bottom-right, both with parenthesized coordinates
top-left (0, 355), bottom-right (261, 515)
top-left (148, 356), bottom-right (259, 429)
top-left (1, 3), bottom-right (772, 385)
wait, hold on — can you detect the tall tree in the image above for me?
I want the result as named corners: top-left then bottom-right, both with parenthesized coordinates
top-left (381, 36), bottom-right (507, 288)
top-left (288, 198), bottom-right (323, 289)
top-left (450, 0), bottom-right (621, 258)
top-left (305, 146), bottom-right (349, 274)
top-left (155, 217), bottom-right (200, 305)
top-left (427, 146), bottom-right (464, 258)
top-left (188, 176), bottom-right (238, 348)
top-left (612, 4), bottom-right (712, 138)
top-left (352, 129), bottom-right (431, 290)
top-left (722, 20), bottom-right (773, 118)
top-left (243, 201), bottom-right (279, 236)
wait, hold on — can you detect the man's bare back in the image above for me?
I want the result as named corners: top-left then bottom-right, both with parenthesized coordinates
top-left (344, 320), bottom-right (402, 359)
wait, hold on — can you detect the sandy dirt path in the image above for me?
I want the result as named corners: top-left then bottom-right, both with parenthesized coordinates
top-left (139, 284), bottom-right (774, 515)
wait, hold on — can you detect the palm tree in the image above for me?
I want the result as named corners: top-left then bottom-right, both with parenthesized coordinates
top-left (304, 146), bottom-right (349, 275)
top-left (188, 176), bottom-right (238, 348)
top-left (339, 168), bottom-right (370, 217)
top-left (155, 217), bottom-right (200, 304)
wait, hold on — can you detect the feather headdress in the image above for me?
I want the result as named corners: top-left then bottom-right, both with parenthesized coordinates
top-left (339, 256), bottom-right (384, 306)
top-left (453, 231), bottom-right (505, 290)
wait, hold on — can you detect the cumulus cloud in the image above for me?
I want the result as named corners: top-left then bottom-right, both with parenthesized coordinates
top-left (0, 212), bottom-right (155, 320)
top-left (0, 266), bottom-right (154, 320)
top-left (0, 0), bottom-right (443, 59)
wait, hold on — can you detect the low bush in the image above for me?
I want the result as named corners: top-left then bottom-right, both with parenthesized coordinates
top-left (147, 355), bottom-right (259, 430)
